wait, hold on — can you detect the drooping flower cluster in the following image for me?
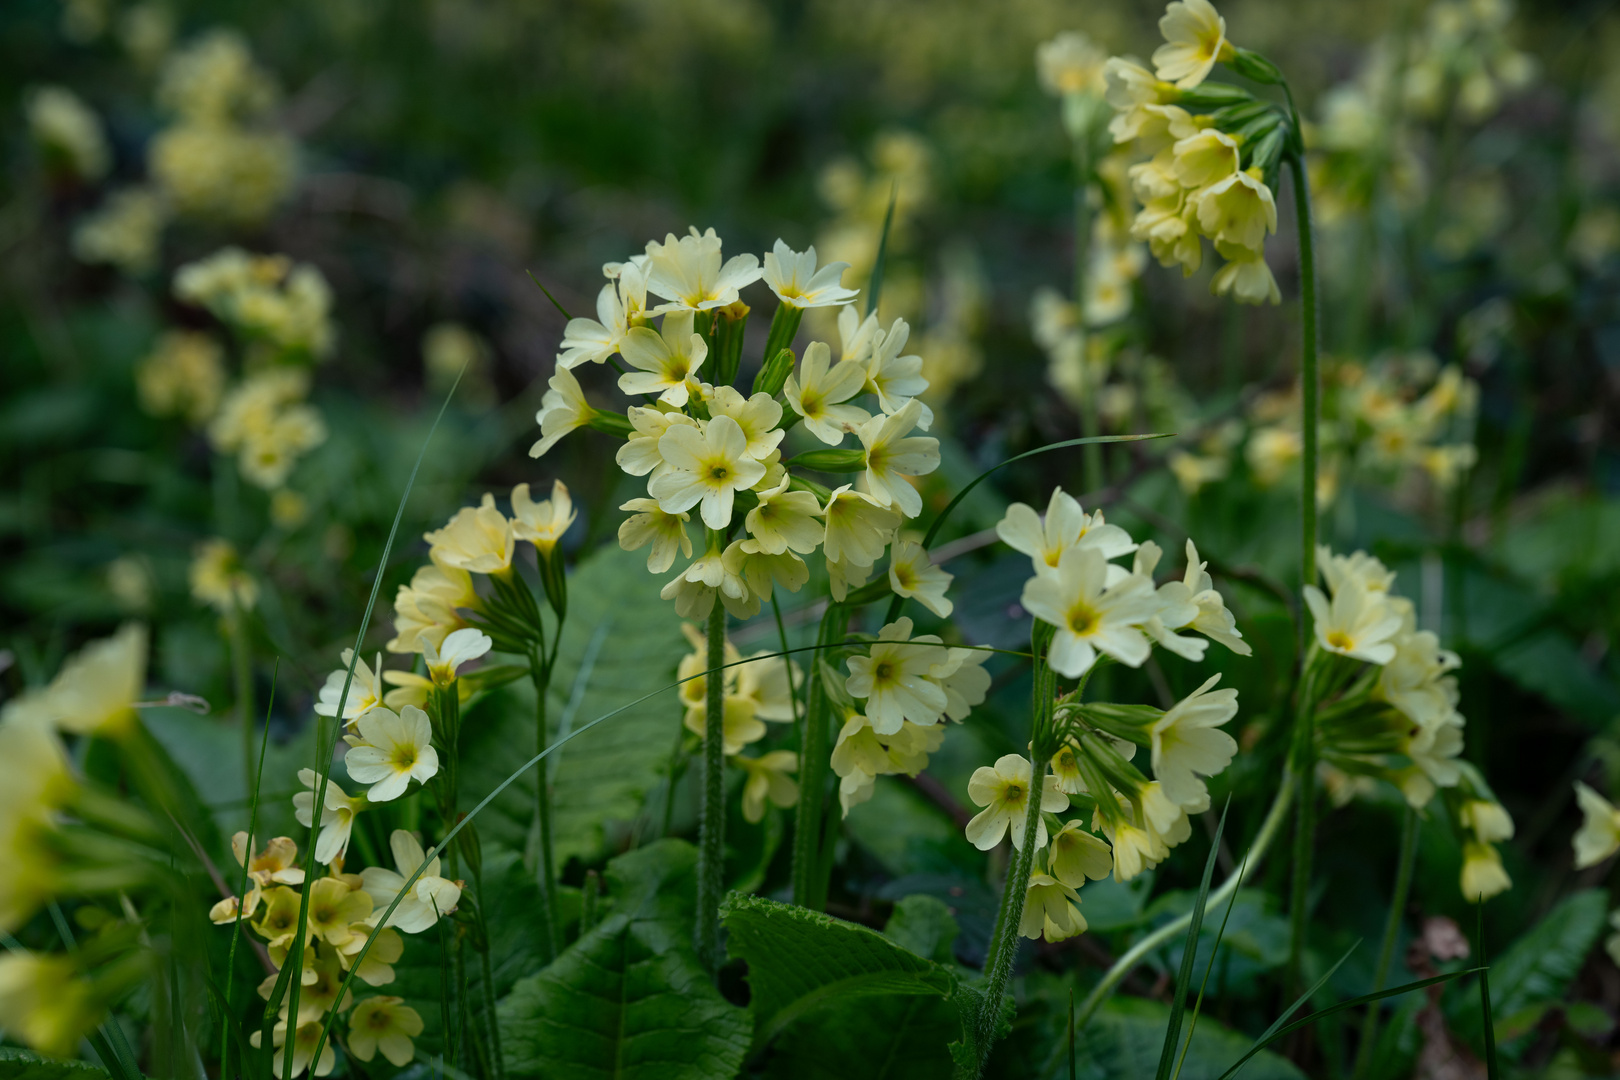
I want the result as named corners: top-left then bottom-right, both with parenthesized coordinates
top-left (1103, 0), bottom-right (1292, 304)
top-left (675, 624), bottom-right (801, 823)
top-left (175, 247), bottom-right (335, 359)
top-left (956, 489), bottom-right (1253, 941)
top-left (534, 227), bottom-right (945, 622)
top-left (832, 617), bottom-right (991, 814)
top-left (1303, 546), bottom-right (1511, 901)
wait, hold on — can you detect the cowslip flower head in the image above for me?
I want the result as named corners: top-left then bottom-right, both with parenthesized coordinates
top-left (931, 647), bottom-right (990, 720)
top-left (558, 265), bottom-right (647, 369)
top-left (1, 624), bottom-right (147, 739)
top-left (1211, 245), bottom-right (1282, 305)
top-left (1304, 581), bottom-right (1402, 664)
top-left (529, 366), bottom-right (593, 458)
top-left (965, 754), bottom-right (1069, 851)
top-left (649, 415), bottom-right (766, 530)
top-left (1574, 781), bottom-right (1620, 869)
top-left (1152, 0), bottom-right (1235, 89)
top-left (315, 650), bottom-right (386, 725)
top-left (837, 304), bottom-right (883, 365)
top-left (1195, 169), bottom-right (1278, 252)
top-left (617, 407), bottom-right (698, 478)
top-left (1150, 673), bottom-right (1239, 807)
top-left (822, 485), bottom-right (902, 569)
top-left (618, 498), bottom-right (692, 572)
top-left (619, 310), bottom-right (707, 406)
top-left (345, 705), bottom-right (440, 803)
top-left (857, 399), bottom-right (939, 518)
top-left (644, 227), bottom-right (762, 313)
top-left (1020, 873), bottom-right (1086, 942)
top-left (1105, 58), bottom-right (1179, 143)
top-left (0, 952), bottom-right (102, 1058)
top-left (425, 494), bottom-right (514, 575)
top-left (709, 386), bottom-right (786, 461)
top-left (1049, 821), bottom-right (1114, 888)
top-left (1171, 129), bottom-right (1240, 187)
top-left (1020, 547), bottom-right (1161, 678)
top-left (735, 750), bottom-right (799, 823)
top-left (743, 477), bottom-right (824, 555)
top-left (362, 830), bottom-right (462, 934)
top-left (511, 480), bottom-right (576, 559)
top-left (864, 318), bottom-right (933, 426)
top-left (191, 538), bottom-right (258, 613)
top-left (347, 997), bottom-right (424, 1067)
top-left (387, 558), bottom-right (476, 654)
top-left (1460, 841), bottom-right (1511, 902)
top-left (888, 539), bottom-right (954, 618)
top-left (305, 876), bottom-right (374, 947)
top-left (257, 1019), bottom-right (336, 1078)
top-left (844, 618), bottom-right (950, 735)
top-left (783, 341), bottom-right (870, 445)
top-left (996, 487), bottom-right (1137, 576)
top-left (762, 240), bottom-right (858, 309)
top-left (293, 770), bottom-right (367, 865)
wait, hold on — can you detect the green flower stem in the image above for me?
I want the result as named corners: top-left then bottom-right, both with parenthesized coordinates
top-left (1287, 149), bottom-right (1320, 592)
top-left (1074, 770), bottom-right (1295, 1029)
top-left (1072, 140), bottom-right (1103, 494)
top-left (529, 656), bottom-right (560, 962)
top-left (1353, 804), bottom-right (1420, 1079)
top-left (228, 603), bottom-right (255, 804)
top-left (695, 601), bottom-right (727, 975)
top-left (791, 604), bottom-right (848, 909)
top-left (1286, 648), bottom-right (1323, 995)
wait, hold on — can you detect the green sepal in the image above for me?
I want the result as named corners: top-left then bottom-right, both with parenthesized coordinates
top-left (787, 474), bottom-right (833, 502)
top-left (760, 305), bottom-right (804, 376)
top-left (1228, 47), bottom-right (1285, 86)
top-left (585, 410), bottom-right (634, 439)
top-left (1247, 125), bottom-right (1288, 176)
top-left (841, 574), bottom-right (894, 608)
top-left (711, 301), bottom-right (750, 387)
top-left (1175, 82), bottom-right (1253, 108)
top-left (538, 548), bottom-right (568, 620)
top-left (786, 448), bottom-right (867, 473)
top-left (1209, 100), bottom-right (1275, 132)
top-left (753, 346), bottom-right (796, 398)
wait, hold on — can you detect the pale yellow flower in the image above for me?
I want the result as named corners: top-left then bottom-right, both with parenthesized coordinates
top-left (293, 769), bottom-right (366, 866)
top-left (783, 341), bottom-right (871, 446)
top-left (1211, 246), bottom-right (1281, 305)
top-left (559, 265), bottom-right (647, 368)
top-left (1048, 821), bottom-right (1114, 888)
top-left (762, 240), bottom-right (858, 309)
top-left (423, 628), bottom-right (492, 686)
top-left (1149, 674), bottom-right (1239, 807)
top-left (74, 186), bottom-right (169, 276)
top-left (735, 751), bottom-right (799, 823)
top-left (1196, 169), bottom-right (1278, 253)
top-left (996, 487), bottom-right (1136, 576)
top-left (857, 399), bottom-right (939, 519)
top-left (649, 416), bottom-right (766, 530)
top-left (709, 386), bottom-right (786, 462)
top-left (822, 485), bottom-right (902, 569)
top-left (1460, 841), bottom-right (1511, 903)
top-left (887, 539), bottom-right (953, 618)
top-left (965, 754), bottom-right (1069, 851)
top-left (1574, 781), bottom-right (1620, 869)
top-left (2, 624), bottom-right (146, 738)
top-left (345, 706), bottom-right (439, 803)
top-left (619, 310), bottom-right (708, 406)
top-left (347, 997), bottom-right (424, 1067)
top-left (529, 366), bottom-right (594, 458)
top-left (616, 407), bottom-right (698, 478)
top-left (1152, 0), bottom-right (1234, 90)
top-left (424, 493), bottom-right (514, 575)
top-left (511, 480), bottom-right (577, 559)
top-left (618, 498), bottom-right (692, 573)
top-left (255, 1019), bottom-right (335, 1078)
top-left (1020, 548), bottom-right (1160, 678)
top-left (0, 952), bottom-right (102, 1058)
top-left (1019, 873), bottom-right (1086, 942)
top-left (844, 618), bottom-right (950, 735)
top-left (1304, 581), bottom-right (1402, 665)
top-left (314, 650), bottom-right (385, 725)
top-left (387, 557), bottom-right (476, 655)
top-left (743, 477), bottom-right (824, 556)
top-left (644, 227), bottom-right (762, 313)
top-left (190, 537), bottom-right (258, 613)
top-left (361, 830), bottom-right (461, 934)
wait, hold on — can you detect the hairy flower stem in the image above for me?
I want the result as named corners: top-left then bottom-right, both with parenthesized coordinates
top-left (791, 604), bottom-right (848, 909)
top-left (1353, 805), bottom-right (1420, 1079)
top-left (695, 602), bottom-right (727, 976)
top-left (1288, 150), bottom-right (1320, 593)
top-left (1074, 770), bottom-right (1296, 1029)
top-left (1073, 142), bottom-right (1103, 494)
top-left (1286, 652), bottom-right (1322, 995)
top-left (529, 658), bottom-right (560, 962)
top-left (229, 604), bottom-right (255, 802)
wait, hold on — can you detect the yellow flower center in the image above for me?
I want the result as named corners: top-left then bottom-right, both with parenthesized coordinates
top-left (1003, 783), bottom-right (1024, 803)
top-left (391, 746), bottom-right (418, 771)
top-left (1326, 630), bottom-right (1354, 651)
top-left (1067, 602), bottom-right (1100, 636)
top-left (709, 463), bottom-right (731, 482)
top-left (872, 660), bottom-right (895, 684)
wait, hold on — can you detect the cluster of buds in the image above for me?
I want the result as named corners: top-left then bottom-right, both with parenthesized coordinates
top-left (531, 228), bottom-right (945, 619)
top-left (1303, 547), bottom-right (1511, 900)
top-left (960, 489), bottom-right (1253, 941)
top-left (209, 831), bottom-right (442, 1076)
top-left (1103, 0), bottom-right (1296, 304)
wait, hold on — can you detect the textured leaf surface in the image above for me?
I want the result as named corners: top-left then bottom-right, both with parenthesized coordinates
top-left (458, 543), bottom-right (687, 864)
top-left (0, 1050), bottom-right (111, 1080)
top-left (720, 893), bottom-right (955, 1047)
top-left (498, 841), bottom-right (749, 1080)
top-left (1072, 998), bottom-right (1305, 1080)
top-left (762, 993), bottom-right (960, 1080)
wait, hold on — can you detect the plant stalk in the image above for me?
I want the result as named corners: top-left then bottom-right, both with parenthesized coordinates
top-left (1287, 652), bottom-right (1322, 996)
top-left (1073, 142), bottom-right (1103, 494)
top-left (695, 601), bottom-right (727, 975)
top-left (229, 604), bottom-right (255, 802)
top-left (791, 604), bottom-right (848, 909)
top-left (529, 656), bottom-right (560, 963)
top-left (1288, 150), bottom-right (1320, 594)
top-left (1353, 804), bottom-right (1420, 1079)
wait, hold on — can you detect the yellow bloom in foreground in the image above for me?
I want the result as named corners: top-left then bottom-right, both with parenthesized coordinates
top-left (305, 876), bottom-right (374, 947)
top-left (314, 650), bottom-right (385, 725)
top-left (965, 754), bottom-right (1069, 852)
top-left (618, 498), bottom-right (693, 573)
top-left (1048, 821), bottom-right (1114, 889)
top-left (424, 628), bottom-right (491, 687)
top-left (511, 480), bottom-right (577, 559)
top-left (1574, 781), bottom-right (1620, 869)
top-left (643, 227), bottom-right (762, 313)
top-left (1460, 841), bottom-right (1511, 903)
top-left (1020, 548), bottom-right (1159, 678)
top-left (293, 769), bottom-right (366, 865)
top-left (1152, 0), bottom-right (1235, 90)
top-left (783, 341), bottom-right (870, 446)
top-left (858, 399), bottom-right (939, 519)
top-left (844, 618), bottom-right (949, 735)
top-left (254, 1019), bottom-right (335, 1078)
top-left (0, 952), bottom-right (102, 1058)
top-left (649, 415), bottom-right (766, 530)
top-left (735, 751), bottom-right (799, 823)
top-left (1211, 246), bottom-right (1281, 306)
top-left (888, 539), bottom-right (954, 618)
top-left (361, 830), bottom-right (462, 934)
top-left (347, 996), bottom-right (424, 1066)
top-left (1149, 673), bottom-right (1239, 808)
top-left (619, 310), bottom-right (708, 406)
top-left (345, 705), bottom-right (440, 803)
top-left (762, 240), bottom-right (858, 309)
top-left (424, 493), bottom-right (514, 576)
top-left (1019, 873), bottom-right (1086, 942)
top-left (1304, 582), bottom-right (1402, 665)
top-left (822, 485), bottom-right (902, 569)
top-left (530, 366), bottom-right (594, 458)
top-left (2, 624), bottom-right (147, 738)
top-left (387, 558), bottom-right (476, 655)
top-left (1196, 169), bottom-right (1278, 253)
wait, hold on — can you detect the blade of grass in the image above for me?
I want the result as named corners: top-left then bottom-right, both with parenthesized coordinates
top-left (883, 432), bottom-right (1175, 624)
top-left (1174, 852), bottom-right (1249, 1080)
top-left (1216, 966), bottom-right (1485, 1080)
top-left (222, 660), bottom-right (277, 1080)
top-left (864, 182), bottom-right (897, 319)
top-left (1156, 800), bottom-right (1230, 1080)
top-left (526, 270), bottom-right (573, 320)
top-left (43, 904), bottom-right (144, 1080)
top-left (280, 365), bottom-right (466, 1080)
top-left (1477, 904), bottom-right (1498, 1079)
top-left (1068, 988), bottom-right (1077, 1080)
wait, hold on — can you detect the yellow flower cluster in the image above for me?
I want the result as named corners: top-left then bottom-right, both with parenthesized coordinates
top-left (175, 247), bottom-right (336, 358)
top-left (206, 368), bottom-right (328, 490)
top-left (72, 187), bottom-right (169, 276)
top-left (148, 31), bottom-right (297, 225)
top-left (189, 538), bottom-right (259, 615)
top-left (135, 330), bottom-right (226, 426)
top-left (675, 624), bottom-right (801, 823)
top-left (26, 85), bottom-right (109, 181)
top-left (211, 831), bottom-right (438, 1076)
top-left (814, 131), bottom-right (933, 321)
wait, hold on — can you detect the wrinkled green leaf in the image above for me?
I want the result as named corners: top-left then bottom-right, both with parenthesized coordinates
top-left (498, 840), bottom-right (748, 1080)
top-left (763, 993), bottom-right (960, 1080)
top-left (1072, 998), bottom-right (1304, 1080)
top-left (459, 544), bottom-right (688, 864)
top-left (0, 1050), bottom-right (112, 1080)
top-left (720, 893), bottom-right (956, 1047)
top-left (883, 895), bottom-right (960, 965)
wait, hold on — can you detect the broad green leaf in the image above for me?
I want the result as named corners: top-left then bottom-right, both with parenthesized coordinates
top-left (720, 893), bottom-right (956, 1047)
top-left (458, 543), bottom-right (688, 864)
top-left (498, 840), bottom-right (749, 1080)
top-left (763, 993), bottom-right (960, 1080)
top-left (1067, 998), bottom-right (1304, 1080)
top-left (0, 1050), bottom-right (112, 1080)
top-left (1450, 888), bottom-right (1607, 1049)
top-left (883, 895), bottom-right (959, 965)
